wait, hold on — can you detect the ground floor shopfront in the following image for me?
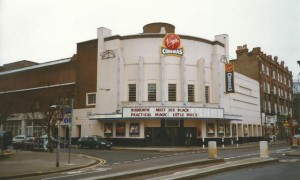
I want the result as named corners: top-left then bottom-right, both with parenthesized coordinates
top-left (92, 119), bottom-right (263, 147)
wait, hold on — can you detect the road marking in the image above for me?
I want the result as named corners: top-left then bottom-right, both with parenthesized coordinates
top-left (134, 159), bottom-right (141, 162)
top-left (143, 158), bottom-right (150, 160)
top-left (173, 168), bottom-right (199, 175)
top-left (93, 167), bottom-right (112, 172)
top-left (279, 159), bottom-right (300, 163)
top-left (63, 171), bottom-right (83, 174)
top-left (113, 162), bottom-right (121, 165)
top-left (224, 153), bottom-right (259, 160)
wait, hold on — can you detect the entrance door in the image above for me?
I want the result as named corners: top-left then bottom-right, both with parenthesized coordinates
top-left (165, 128), bottom-right (179, 146)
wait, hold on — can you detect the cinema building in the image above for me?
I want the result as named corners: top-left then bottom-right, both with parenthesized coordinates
top-left (82, 22), bottom-right (262, 146)
top-left (0, 23), bottom-right (263, 146)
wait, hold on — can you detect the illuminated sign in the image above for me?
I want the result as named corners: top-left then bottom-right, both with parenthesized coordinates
top-left (225, 63), bottom-right (235, 93)
top-left (123, 107), bottom-right (224, 119)
top-left (161, 33), bottom-right (184, 57)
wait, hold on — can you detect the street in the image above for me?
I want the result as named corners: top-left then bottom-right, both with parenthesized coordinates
top-left (15, 143), bottom-right (300, 180)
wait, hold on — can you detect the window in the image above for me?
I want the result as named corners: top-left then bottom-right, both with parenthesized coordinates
top-left (266, 66), bottom-right (269, 76)
top-left (273, 71), bottom-right (276, 79)
top-left (261, 64), bottom-right (265, 72)
top-left (86, 93), bottom-right (96, 105)
top-left (165, 120), bottom-right (179, 127)
top-left (116, 123), bottom-right (126, 137)
top-left (148, 84), bottom-right (156, 101)
top-left (205, 86), bottom-right (210, 103)
top-left (188, 84), bottom-right (195, 102)
top-left (104, 123), bottom-right (113, 137)
top-left (129, 123), bottom-right (140, 136)
top-left (129, 84), bottom-right (136, 101)
top-left (168, 84), bottom-right (176, 101)
top-left (101, 50), bottom-right (115, 59)
top-left (232, 124), bottom-right (237, 137)
top-left (207, 123), bottom-right (215, 136)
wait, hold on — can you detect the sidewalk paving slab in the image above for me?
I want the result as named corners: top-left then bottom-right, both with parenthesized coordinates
top-left (0, 151), bottom-right (102, 179)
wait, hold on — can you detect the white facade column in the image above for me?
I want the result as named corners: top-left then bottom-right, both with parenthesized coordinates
top-left (138, 56), bottom-right (143, 105)
top-left (211, 54), bottom-right (219, 104)
top-left (182, 56), bottom-right (187, 105)
top-left (161, 56), bottom-right (165, 105)
top-left (197, 58), bottom-right (205, 103)
top-left (21, 119), bottom-right (26, 135)
top-left (116, 56), bottom-right (121, 112)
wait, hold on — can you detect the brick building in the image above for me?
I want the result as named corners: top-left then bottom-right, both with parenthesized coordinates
top-left (230, 45), bottom-right (293, 139)
top-left (0, 39), bottom-right (98, 138)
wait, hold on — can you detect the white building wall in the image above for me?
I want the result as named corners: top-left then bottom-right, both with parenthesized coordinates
top-left (97, 36), bottom-right (221, 110)
top-left (223, 73), bottom-right (261, 125)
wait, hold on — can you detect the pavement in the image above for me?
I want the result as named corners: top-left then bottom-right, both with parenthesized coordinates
top-left (0, 140), bottom-right (299, 180)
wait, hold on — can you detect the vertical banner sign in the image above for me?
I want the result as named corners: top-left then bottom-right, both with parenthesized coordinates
top-left (225, 63), bottom-right (235, 93)
top-left (161, 33), bottom-right (184, 57)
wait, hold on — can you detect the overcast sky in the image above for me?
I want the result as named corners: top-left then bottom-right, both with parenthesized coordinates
top-left (0, 0), bottom-right (299, 79)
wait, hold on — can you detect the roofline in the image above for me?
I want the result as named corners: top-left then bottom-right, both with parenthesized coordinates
top-left (0, 58), bottom-right (71, 76)
top-left (0, 82), bottom-right (76, 94)
top-left (104, 33), bottom-right (224, 47)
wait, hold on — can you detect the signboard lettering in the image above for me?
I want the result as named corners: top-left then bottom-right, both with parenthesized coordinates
top-left (225, 63), bottom-right (235, 93)
top-left (161, 33), bottom-right (184, 57)
top-left (123, 107), bottom-right (223, 119)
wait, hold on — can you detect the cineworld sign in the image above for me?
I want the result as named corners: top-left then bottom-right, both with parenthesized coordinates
top-left (161, 33), bottom-right (184, 57)
top-left (123, 107), bottom-right (224, 119)
top-left (225, 63), bottom-right (235, 93)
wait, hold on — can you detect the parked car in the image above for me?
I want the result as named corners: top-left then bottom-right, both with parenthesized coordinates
top-left (12, 135), bottom-right (37, 150)
top-left (12, 135), bottom-right (29, 149)
top-left (77, 135), bottom-right (112, 149)
top-left (12, 135), bottom-right (27, 143)
top-left (23, 137), bottom-right (37, 151)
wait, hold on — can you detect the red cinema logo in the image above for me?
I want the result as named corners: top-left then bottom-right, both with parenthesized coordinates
top-left (163, 33), bottom-right (181, 50)
top-left (161, 33), bottom-right (183, 57)
top-left (225, 63), bottom-right (234, 72)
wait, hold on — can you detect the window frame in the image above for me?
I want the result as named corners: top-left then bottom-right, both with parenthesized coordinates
top-left (205, 86), bottom-right (210, 103)
top-left (86, 93), bottom-right (96, 106)
top-left (188, 84), bottom-right (195, 102)
top-left (168, 84), bottom-right (176, 101)
top-left (148, 83), bottom-right (156, 102)
top-left (128, 84), bottom-right (136, 102)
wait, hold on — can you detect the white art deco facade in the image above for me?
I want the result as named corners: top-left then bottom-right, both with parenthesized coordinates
top-left (73, 23), bottom-right (262, 146)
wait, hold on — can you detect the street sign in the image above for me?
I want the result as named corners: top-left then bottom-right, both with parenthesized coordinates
top-left (63, 117), bottom-right (71, 124)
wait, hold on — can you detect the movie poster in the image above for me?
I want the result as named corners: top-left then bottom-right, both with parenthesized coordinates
top-left (129, 123), bottom-right (140, 136)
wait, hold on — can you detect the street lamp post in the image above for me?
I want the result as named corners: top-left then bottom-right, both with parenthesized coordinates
top-left (50, 105), bottom-right (62, 168)
top-left (56, 120), bottom-right (61, 167)
top-left (67, 99), bottom-right (74, 164)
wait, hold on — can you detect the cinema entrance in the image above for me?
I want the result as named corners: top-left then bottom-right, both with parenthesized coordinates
top-left (144, 119), bottom-right (197, 146)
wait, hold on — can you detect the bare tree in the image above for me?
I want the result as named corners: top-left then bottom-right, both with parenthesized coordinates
top-left (24, 98), bottom-right (66, 153)
top-left (0, 108), bottom-right (13, 128)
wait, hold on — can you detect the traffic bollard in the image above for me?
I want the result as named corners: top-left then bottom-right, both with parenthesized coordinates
top-left (260, 141), bottom-right (269, 158)
top-left (208, 141), bottom-right (217, 159)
